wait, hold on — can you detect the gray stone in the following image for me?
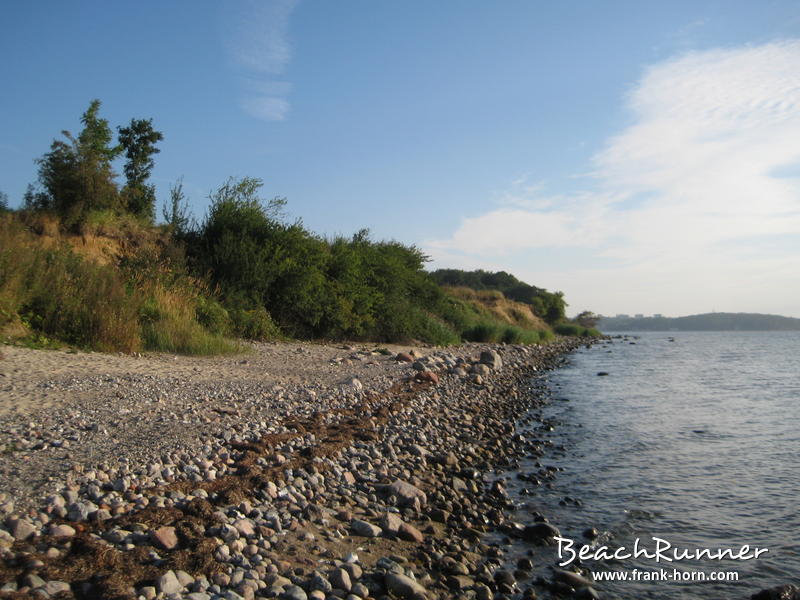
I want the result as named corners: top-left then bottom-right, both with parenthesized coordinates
top-left (343, 562), bottom-right (363, 580)
top-left (398, 522), bottom-right (424, 543)
top-left (470, 363), bottom-right (491, 377)
top-left (157, 570), bottom-right (184, 595)
top-left (351, 519), bottom-right (382, 537)
top-left (309, 572), bottom-right (332, 593)
top-left (379, 512), bottom-right (403, 536)
top-left (385, 572), bottom-right (427, 599)
top-left (554, 569), bottom-right (594, 588)
top-left (388, 480), bottom-right (426, 507)
top-left (279, 585), bottom-right (308, 600)
top-left (49, 524), bottom-right (76, 538)
top-left (330, 567), bottom-right (352, 592)
top-left (23, 574), bottom-right (46, 588)
top-left (67, 502), bottom-right (91, 522)
top-left (139, 586), bottom-right (157, 600)
top-left (42, 581), bottom-right (71, 595)
top-left (9, 518), bottom-right (36, 541)
top-left (523, 522), bottom-right (561, 541)
top-left (479, 350), bottom-right (503, 369)
top-left (233, 518), bottom-right (256, 538)
top-left (220, 523), bottom-right (240, 542)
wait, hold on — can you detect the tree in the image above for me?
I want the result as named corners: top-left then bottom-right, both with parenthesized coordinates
top-left (34, 99), bottom-right (120, 223)
top-left (0, 191), bottom-right (9, 212)
top-left (79, 99), bottom-right (120, 164)
top-left (118, 118), bottom-right (163, 220)
top-left (575, 310), bottom-right (599, 328)
top-left (162, 177), bottom-right (194, 237)
top-left (22, 183), bottom-right (48, 211)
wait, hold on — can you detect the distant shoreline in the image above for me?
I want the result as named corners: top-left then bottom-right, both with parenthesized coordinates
top-left (598, 312), bottom-right (800, 332)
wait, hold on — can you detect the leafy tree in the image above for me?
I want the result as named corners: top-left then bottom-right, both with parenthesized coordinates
top-left (162, 177), bottom-right (194, 237)
top-left (575, 310), bottom-right (599, 328)
top-left (118, 118), bottom-right (163, 220)
top-left (78, 99), bottom-right (120, 164)
top-left (0, 191), bottom-right (9, 213)
top-left (22, 183), bottom-right (49, 211)
top-left (190, 176), bottom-right (456, 342)
top-left (34, 99), bottom-right (120, 224)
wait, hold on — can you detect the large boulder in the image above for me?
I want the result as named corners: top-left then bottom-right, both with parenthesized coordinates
top-left (351, 519), bottom-right (382, 538)
top-left (388, 480), bottom-right (427, 508)
top-left (385, 573), bottom-right (428, 600)
top-left (480, 349), bottom-right (503, 370)
top-left (523, 522), bottom-right (561, 541)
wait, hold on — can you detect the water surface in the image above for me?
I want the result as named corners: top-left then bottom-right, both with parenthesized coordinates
top-left (506, 332), bottom-right (800, 598)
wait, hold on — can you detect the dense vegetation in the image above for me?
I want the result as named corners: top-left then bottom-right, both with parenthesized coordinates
top-left (430, 268), bottom-right (567, 324)
top-left (431, 269), bottom-right (600, 337)
top-left (599, 313), bottom-right (800, 331)
top-left (0, 100), bottom-right (592, 353)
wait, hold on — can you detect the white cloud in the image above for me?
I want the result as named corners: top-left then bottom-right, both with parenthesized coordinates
top-left (426, 40), bottom-right (800, 316)
top-left (226, 0), bottom-right (298, 121)
top-left (241, 96), bottom-right (291, 121)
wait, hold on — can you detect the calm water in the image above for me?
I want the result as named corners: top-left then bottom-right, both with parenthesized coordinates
top-left (505, 332), bottom-right (800, 599)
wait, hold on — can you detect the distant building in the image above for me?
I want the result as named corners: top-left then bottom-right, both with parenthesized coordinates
top-left (615, 314), bottom-right (630, 318)
top-left (653, 313), bottom-right (663, 318)
top-left (635, 314), bottom-right (644, 318)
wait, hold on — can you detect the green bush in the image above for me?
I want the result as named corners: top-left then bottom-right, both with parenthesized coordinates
top-left (189, 178), bottom-right (468, 345)
top-left (554, 323), bottom-right (602, 337)
top-left (229, 306), bottom-right (282, 341)
top-left (462, 322), bottom-right (502, 343)
top-left (500, 326), bottom-right (546, 345)
top-left (196, 296), bottom-right (230, 335)
top-left (554, 323), bottom-right (582, 336)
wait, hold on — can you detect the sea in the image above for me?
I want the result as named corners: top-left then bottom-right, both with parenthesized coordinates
top-left (501, 331), bottom-right (800, 599)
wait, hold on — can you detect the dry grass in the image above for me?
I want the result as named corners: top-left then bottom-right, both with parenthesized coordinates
top-left (443, 286), bottom-right (549, 330)
top-left (0, 214), bottom-right (236, 354)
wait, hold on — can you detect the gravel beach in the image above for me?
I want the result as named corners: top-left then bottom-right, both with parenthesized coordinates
top-left (0, 339), bottom-right (592, 600)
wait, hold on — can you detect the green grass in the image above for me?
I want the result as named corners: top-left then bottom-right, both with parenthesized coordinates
top-left (461, 321), bottom-right (551, 345)
top-left (554, 323), bottom-right (603, 337)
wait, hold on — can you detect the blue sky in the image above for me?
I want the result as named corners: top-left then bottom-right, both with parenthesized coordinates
top-left (2, 1), bottom-right (800, 317)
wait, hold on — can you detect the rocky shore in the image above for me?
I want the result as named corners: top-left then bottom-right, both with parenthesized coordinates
top-left (0, 339), bottom-right (600, 600)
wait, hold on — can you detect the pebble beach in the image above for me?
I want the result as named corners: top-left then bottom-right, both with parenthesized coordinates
top-left (0, 339), bottom-right (601, 600)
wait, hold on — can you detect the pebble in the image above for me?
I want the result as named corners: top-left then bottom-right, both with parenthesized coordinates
top-left (0, 340), bottom-right (604, 600)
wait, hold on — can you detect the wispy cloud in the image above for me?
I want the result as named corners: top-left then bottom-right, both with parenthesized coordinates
top-left (226, 0), bottom-right (298, 121)
top-left (426, 40), bottom-right (800, 316)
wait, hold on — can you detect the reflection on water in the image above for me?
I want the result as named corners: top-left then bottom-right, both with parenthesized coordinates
top-left (505, 332), bottom-right (800, 599)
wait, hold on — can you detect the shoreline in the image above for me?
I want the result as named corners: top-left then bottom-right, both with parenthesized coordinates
top-left (0, 339), bottom-right (589, 599)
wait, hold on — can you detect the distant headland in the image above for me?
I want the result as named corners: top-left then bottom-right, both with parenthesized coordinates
top-left (598, 312), bottom-right (800, 331)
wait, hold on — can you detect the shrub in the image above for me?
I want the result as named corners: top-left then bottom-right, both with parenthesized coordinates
top-left (554, 323), bottom-right (602, 337)
top-left (138, 283), bottom-right (238, 355)
top-left (462, 322), bottom-right (502, 343)
top-left (229, 306), bottom-right (282, 341)
top-left (0, 214), bottom-right (238, 354)
top-left (0, 217), bottom-right (142, 351)
top-left (554, 323), bottom-right (582, 336)
top-left (196, 296), bottom-right (230, 336)
top-left (501, 326), bottom-right (543, 344)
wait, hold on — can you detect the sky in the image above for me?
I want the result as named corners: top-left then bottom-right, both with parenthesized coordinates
top-left (2, 1), bottom-right (800, 318)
